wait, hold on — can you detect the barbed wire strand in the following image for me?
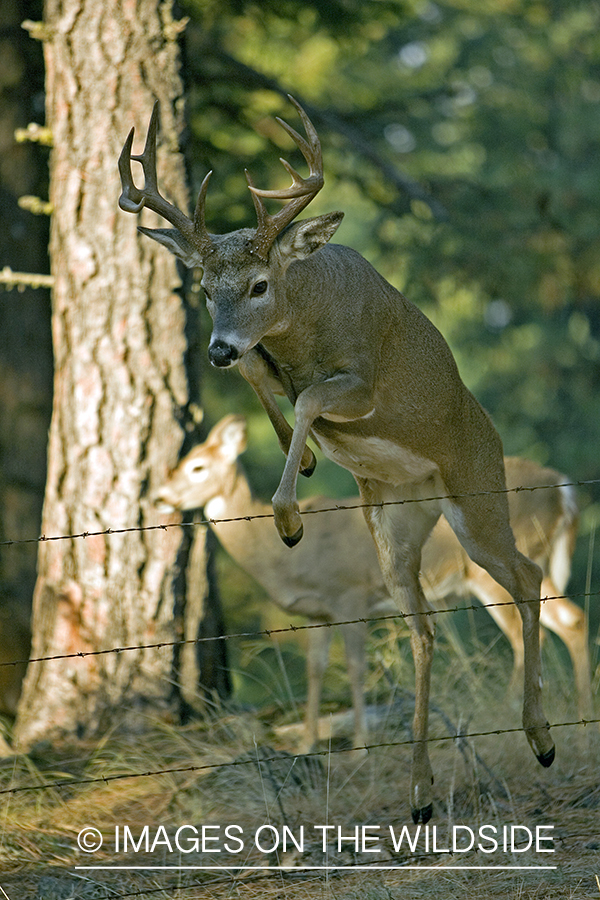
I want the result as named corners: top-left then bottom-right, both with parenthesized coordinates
top-left (1, 585), bottom-right (598, 670)
top-left (1, 717), bottom-right (598, 797)
top-left (0, 481), bottom-right (595, 802)
top-left (1, 477), bottom-right (599, 550)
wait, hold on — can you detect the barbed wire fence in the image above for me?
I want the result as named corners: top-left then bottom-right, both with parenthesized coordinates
top-left (0, 476), bottom-right (597, 898)
top-left (2, 476), bottom-right (599, 549)
top-left (1, 716), bottom-right (599, 798)
top-left (0, 476), bottom-right (597, 795)
top-left (0, 587), bottom-right (599, 671)
top-left (0, 475), bottom-right (598, 663)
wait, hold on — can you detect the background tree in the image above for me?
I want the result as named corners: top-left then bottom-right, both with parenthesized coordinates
top-left (14, 0), bottom-right (225, 748)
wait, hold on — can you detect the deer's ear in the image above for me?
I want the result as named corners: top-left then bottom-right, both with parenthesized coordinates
top-left (138, 226), bottom-right (203, 268)
top-left (216, 416), bottom-right (248, 462)
top-left (276, 211), bottom-right (344, 261)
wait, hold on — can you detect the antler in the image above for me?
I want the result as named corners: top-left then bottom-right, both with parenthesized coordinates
top-left (118, 102), bottom-right (214, 257)
top-left (246, 96), bottom-right (324, 260)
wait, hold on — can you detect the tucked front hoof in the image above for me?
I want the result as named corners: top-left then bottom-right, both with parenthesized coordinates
top-left (299, 447), bottom-right (317, 477)
top-left (282, 524), bottom-right (304, 548)
top-left (411, 803), bottom-right (433, 825)
top-left (537, 745), bottom-right (555, 768)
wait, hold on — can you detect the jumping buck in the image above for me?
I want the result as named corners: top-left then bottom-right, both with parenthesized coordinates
top-left (119, 97), bottom-right (554, 822)
top-left (154, 416), bottom-right (590, 753)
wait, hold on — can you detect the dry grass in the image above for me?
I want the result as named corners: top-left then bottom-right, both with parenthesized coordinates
top-left (0, 630), bottom-right (598, 900)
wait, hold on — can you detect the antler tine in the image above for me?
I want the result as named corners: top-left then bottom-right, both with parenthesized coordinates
top-left (247, 96), bottom-right (324, 259)
top-left (118, 102), bottom-right (213, 254)
top-left (192, 170), bottom-right (213, 234)
top-left (118, 128), bottom-right (146, 214)
top-left (245, 169), bottom-right (268, 226)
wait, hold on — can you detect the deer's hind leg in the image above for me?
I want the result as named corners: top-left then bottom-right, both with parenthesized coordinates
top-left (303, 624), bottom-right (334, 753)
top-left (463, 566), bottom-right (526, 694)
top-left (339, 618), bottom-right (368, 751)
top-left (442, 487), bottom-right (555, 768)
top-left (538, 578), bottom-right (593, 720)
top-left (356, 477), bottom-right (441, 824)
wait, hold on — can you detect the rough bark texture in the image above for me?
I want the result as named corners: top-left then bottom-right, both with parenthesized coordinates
top-left (15, 0), bottom-right (199, 747)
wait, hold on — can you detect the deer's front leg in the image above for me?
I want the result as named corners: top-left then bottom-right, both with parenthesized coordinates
top-left (272, 373), bottom-right (374, 546)
top-left (238, 349), bottom-right (316, 476)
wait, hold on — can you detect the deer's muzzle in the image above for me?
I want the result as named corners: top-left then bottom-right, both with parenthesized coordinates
top-left (208, 340), bottom-right (240, 368)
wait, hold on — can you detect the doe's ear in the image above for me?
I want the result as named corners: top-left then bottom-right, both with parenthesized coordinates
top-left (276, 211), bottom-right (344, 261)
top-left (138, 226), bottom-right (203, 268)
top-left (213, 415), bottom-right (248, 462)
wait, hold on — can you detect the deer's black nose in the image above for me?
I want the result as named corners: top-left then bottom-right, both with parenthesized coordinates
top-left (208, 341), bottom-right (239, 368)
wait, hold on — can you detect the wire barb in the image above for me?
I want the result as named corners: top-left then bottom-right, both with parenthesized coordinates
top-left (1, 586), bottom-right (598, 670)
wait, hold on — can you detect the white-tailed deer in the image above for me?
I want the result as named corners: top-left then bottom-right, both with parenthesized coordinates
top-left (154, 416), bottom-right (590, 754)
top-left (421, 457), bottom-right (590, 718)
top-left (120, 97), bottom-right (554, 822)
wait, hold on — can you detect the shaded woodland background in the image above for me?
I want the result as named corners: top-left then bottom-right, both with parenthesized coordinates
top-left (0, 3), bottom-right (599, 896)
top-left (1, 0), bottom-right (599, 710)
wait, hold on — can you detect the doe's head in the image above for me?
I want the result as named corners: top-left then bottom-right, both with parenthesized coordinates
top-left (153, 414), bottom-right (248, 513)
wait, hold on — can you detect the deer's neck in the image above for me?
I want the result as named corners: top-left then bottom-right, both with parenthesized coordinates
top-left (204, 465), bottom-right (260, 524)
top-left (260, 245), bottom-right (389, 396)
top-left (205, 467), bottom-right (279, 571)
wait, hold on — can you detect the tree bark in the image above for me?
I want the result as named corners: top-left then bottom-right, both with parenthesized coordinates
top-left (15, 0), bottom-right (199, 747)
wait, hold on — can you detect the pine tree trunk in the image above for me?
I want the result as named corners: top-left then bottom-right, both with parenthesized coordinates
top-left (15, 0), bottom-right (199, 747)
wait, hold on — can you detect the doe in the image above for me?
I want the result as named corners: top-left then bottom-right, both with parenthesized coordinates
top-left (119, 97), bottom-right (555, 822)
top-left (155, 415), bottom-right (590, 752)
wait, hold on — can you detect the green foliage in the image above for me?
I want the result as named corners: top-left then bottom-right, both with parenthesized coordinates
top-left (181, 0), bottom-right (600, 619)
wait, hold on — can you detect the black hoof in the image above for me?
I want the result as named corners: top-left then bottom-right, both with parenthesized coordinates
top-left (300, 460), bottom-right (316, 478)
top-left (537, 745), bottom-right (555, 768)
top-left (282, 525), bottom-right (303, 548)
top-left (411, 803), bottom-right (433, 825)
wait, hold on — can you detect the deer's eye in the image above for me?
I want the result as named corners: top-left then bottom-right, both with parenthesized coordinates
top-left (187, 462), bottom-right (206, 480)
top-left (252, 280), bottom-right (268, 296)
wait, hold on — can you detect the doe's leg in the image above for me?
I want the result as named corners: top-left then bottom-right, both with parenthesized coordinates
top-left (302, 624), bottom-right (333, 753)
top-left (339, 619), bottom-right (368, 751)
top-left (538, 577), bottom-right (593, 720)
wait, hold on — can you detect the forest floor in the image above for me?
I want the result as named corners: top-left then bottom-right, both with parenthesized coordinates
top-left (0, 627), bottom-right (598, 900)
